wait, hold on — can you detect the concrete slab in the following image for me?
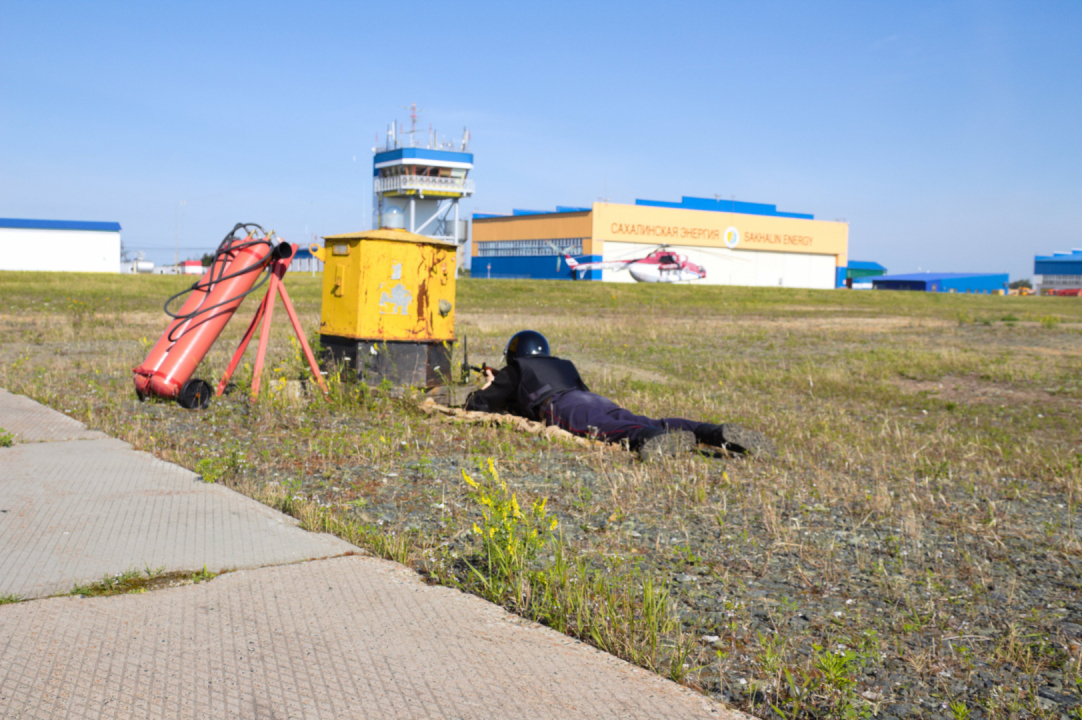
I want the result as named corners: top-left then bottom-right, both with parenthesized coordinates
top-left (0, 437), bottom-right (355, 599)
top-left (0, 388), bottom-right (106, 442)
top-left (0, 555), bottom-right (743, 719)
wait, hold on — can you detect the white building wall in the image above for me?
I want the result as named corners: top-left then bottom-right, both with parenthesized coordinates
top-left (601, 242), bottom-right (836, 289)
top-left (1034, 273), bottom-right (1082, 294)
top-left (0, 228), bottom-right (121, 272)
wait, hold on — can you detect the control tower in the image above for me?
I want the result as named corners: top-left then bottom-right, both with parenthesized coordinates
top-left (373, 105), bottom-right (474, 270)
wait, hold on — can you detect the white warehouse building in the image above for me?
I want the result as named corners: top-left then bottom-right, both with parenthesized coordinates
top-left (0, 218), bottom-right (122, 272)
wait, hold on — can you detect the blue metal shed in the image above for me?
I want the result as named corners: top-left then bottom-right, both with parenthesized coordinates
top-left (847, 260), bottom-right (888, 274)
top-left (836, 260), bottom-right (888, 288)
top-left (872, 272), bottom-right (1009, 294)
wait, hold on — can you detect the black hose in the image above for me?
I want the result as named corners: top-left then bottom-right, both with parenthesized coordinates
top-left (162, 223), bottom-right (277, 343)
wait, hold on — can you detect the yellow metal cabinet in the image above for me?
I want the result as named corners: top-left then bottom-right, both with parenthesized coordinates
top-left (312, 229), bottom-right (457, 387)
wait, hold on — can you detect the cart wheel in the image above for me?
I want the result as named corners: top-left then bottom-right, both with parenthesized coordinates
top-left (177, 378), bottom-right (212, 410)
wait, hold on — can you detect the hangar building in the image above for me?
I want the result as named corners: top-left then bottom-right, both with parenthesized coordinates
top-left (871, 272), bottom-right (1009, 294)
top-left (1033, 249), bottom-right (1082, 295)
top-left (472, 197), bottom-right (848, 289)
top-left (0, 218), bottom-right (122, 272)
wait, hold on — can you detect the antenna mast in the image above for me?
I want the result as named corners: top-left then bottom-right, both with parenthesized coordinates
top-left (400, 102), bottom-right (422, 147)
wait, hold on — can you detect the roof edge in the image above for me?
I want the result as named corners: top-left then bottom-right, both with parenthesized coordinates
top-left (322, 228), bottom-right (457, 248)
top-left (473, 210), bottom-right (591, 221)
top-left (0, 218), bottom-right (122, 232)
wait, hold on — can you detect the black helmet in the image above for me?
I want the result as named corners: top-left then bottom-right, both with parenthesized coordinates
top-left (505, 330), bottom-right (550, 361)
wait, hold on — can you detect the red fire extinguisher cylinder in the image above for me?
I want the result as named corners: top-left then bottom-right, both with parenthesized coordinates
top-left (133, 226), bottom-right (288, 408)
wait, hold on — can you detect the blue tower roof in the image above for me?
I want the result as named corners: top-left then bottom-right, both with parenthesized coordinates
top-left (373, 148), bottom-right (473, 167)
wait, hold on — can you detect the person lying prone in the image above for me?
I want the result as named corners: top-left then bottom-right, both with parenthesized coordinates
top-left (464, 330), bottom-right (775, 460)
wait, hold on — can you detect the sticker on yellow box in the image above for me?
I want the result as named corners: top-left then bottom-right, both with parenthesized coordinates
top-left (379, 283), bottom-right (412, 316)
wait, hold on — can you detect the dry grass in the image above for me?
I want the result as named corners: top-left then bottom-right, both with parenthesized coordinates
top-left (3, 271), bottom-right (1082, 716)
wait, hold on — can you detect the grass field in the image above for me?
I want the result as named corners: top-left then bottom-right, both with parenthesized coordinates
top-left (2, 270), bottom-right (1082, 718)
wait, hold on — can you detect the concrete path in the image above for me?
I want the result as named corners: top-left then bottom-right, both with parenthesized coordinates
top-left (0, 407), bottom-right (355, 599)
top-left (0, 387), bottom-right (106, 443)
top-left (0, 390), bottom-right (749, 719)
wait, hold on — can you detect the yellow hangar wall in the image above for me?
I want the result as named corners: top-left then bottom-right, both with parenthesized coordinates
top-left (471, 212), bottom-right (596, 253)
top-left (472, 202), bottom-right (848, 289)
top-left (590, 203), bottom-right (848, 289)
top-left (590, 203), bottom-right (847, 261)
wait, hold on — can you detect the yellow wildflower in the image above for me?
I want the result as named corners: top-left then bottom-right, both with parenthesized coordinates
top-left (461, 469), bottom-right (478, 488)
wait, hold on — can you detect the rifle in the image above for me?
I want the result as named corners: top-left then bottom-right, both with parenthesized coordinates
top-left (459, 335), bottom-right (496, 384)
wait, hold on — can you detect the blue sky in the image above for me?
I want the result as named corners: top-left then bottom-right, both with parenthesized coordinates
top-left (1, 1), bottom-right (1079, 279)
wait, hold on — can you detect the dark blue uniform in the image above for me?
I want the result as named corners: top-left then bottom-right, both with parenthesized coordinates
top-left (464, 356), bottom-right (703, 448)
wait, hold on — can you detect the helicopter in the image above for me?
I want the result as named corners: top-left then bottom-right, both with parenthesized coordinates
top-left (560, 246), bottom-right (707, 283)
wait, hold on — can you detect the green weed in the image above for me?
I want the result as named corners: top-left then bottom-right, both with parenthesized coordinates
top-left (667, 632), bottom-right (706, 684)
top-left (70, 568), bottom-right (150, 597)
top-left (63, 564), bottom-right (216, 598)
top-left (456, 459), bottom-right (680, 673)
top-left (949, 699), bottom-right (971, 720)
top-left (462, 458), bottom-right (557, 610)
top-left (191, 565), bottom-right (217, 583)
top-left (195, 448), bottom-right (248, 483)
top-left (757, 630), bottom-right (787, 678)
top-left (530, 543), bottom-right (677, 673)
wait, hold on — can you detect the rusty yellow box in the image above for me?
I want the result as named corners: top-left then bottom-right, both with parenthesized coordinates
top-left (311, 229), bottom-right (456, 387)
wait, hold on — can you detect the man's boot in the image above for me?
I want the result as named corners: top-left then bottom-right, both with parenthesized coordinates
top-left (635, 427), bottom-right (696, 462)
top-left (694, 423), bottom-right (777, 457)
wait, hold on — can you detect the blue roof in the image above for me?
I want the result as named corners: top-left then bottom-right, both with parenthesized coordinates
top-left (1034, 249), bottom-right (1082, 275)
top-left (373, 148), bottom-right (473, 165)
top-left (475, 206), bottom-right (591, 219)
top-left (847, 261), bottom-right (886, 271)
top-left (1035, 249), bottom-right (1082, 263)
top-left (475, 198), bottom-right (815, 220)
top-left (635, 196), bottom-right (814, 220)
top-left (875, 272), bottom-right (1003, 282)
top-left (0, 218), bottom-right (121, 232)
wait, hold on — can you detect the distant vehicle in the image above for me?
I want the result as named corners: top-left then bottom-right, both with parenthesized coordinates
top-left (1008, 287), bottom-right (1034, 296)
top-left (561, 246), bottom-right (707, 284)
top-left (1046, 288), bottom-right (1081, 297)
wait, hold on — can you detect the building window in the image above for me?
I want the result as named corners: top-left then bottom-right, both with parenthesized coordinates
top-left (1040, 274), bottom-right (1082, 287)
top-left (476, 238), bottom-right (585, 257)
